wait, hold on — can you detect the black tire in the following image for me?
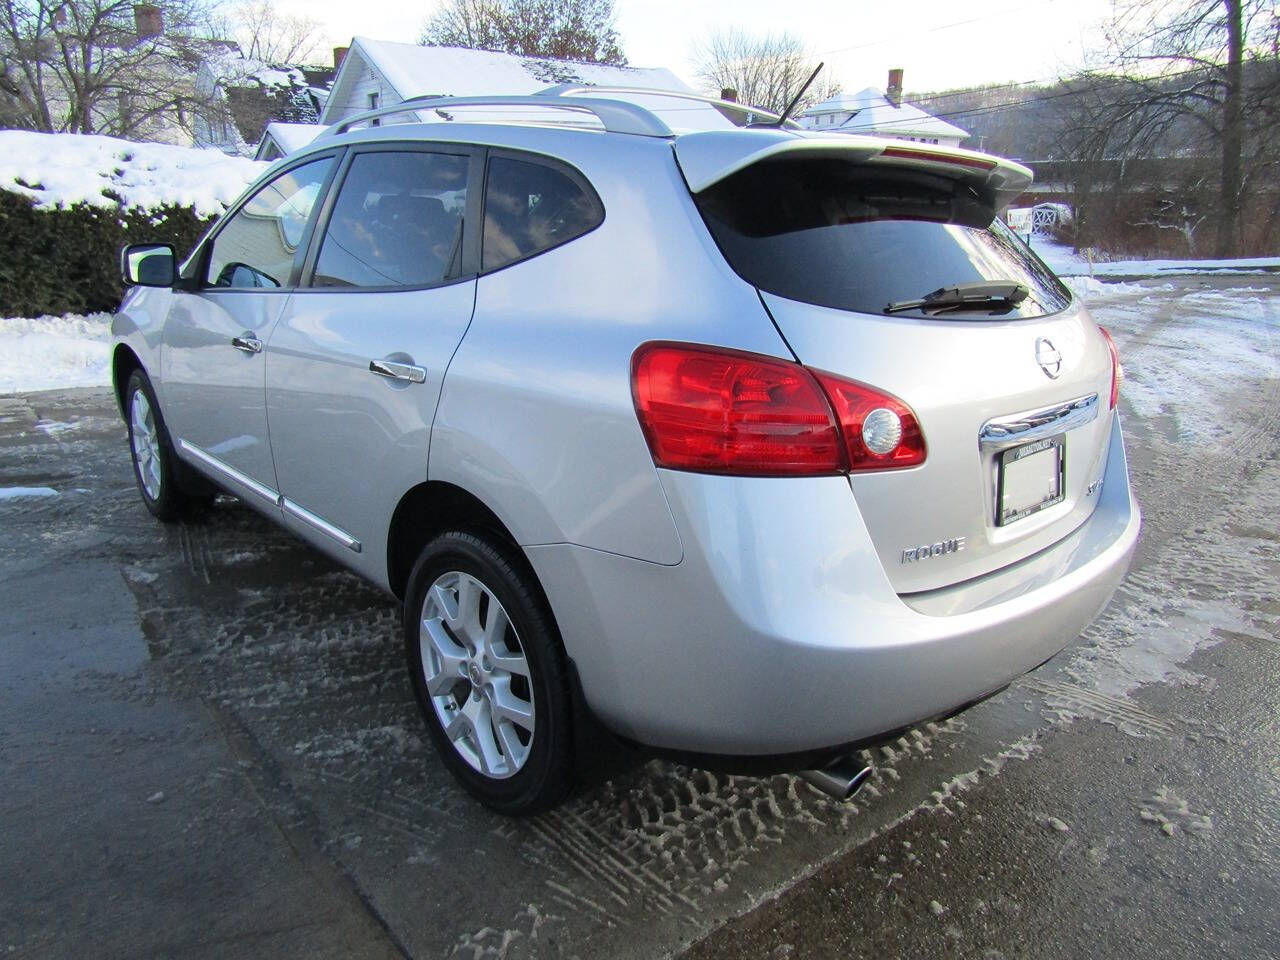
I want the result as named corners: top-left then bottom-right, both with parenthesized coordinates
top-left (404, 530), bottom-right (574, 815)
top-left (124, 368), bottom-right (213, 522)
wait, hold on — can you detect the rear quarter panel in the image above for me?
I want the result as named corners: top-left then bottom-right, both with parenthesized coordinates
top-left (428, 129), bottom-right (791, 565)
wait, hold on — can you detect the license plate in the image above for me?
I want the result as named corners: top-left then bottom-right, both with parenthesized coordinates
top-left (997, 435), bottom-right (1065, 526)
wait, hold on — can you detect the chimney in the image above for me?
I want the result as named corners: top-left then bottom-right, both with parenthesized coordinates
top-left (720, 87), bottom-right (738, 103)
top-left (133, 3), bottom-right (163, 39)
top-left (333, 46), bottom-right (349, 69)
top-left (886, 68), bottom-right (903, 107)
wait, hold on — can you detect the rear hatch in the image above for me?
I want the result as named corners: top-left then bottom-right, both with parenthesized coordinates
top-left (676, 132), bottom-right (1116, 594)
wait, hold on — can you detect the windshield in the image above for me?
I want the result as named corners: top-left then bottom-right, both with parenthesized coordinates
top-left (694, 157), bottom-right (1071, 319)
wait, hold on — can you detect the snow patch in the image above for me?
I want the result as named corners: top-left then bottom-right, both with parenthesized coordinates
top-left (0, 313), bottom-right (113, 394)
top-left (34, 419), bottom-right (86, 435)
top-left (1139, 786), bottom-right (1213, 837)
top-left (0, 486), bottom-right (58, 499)
top-left (0, 131), bottom-right (266, 216)
top-left (1034, 239), bottom-right (1280, 278)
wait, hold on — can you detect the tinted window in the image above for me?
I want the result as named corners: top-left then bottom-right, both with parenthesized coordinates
top-left (482, 156), bottom-right (602, 272)
top-left (207, 157), bottom-right (333, 288)
top-left (313, 151), bottom-right (468, 288)
top-left (695, 159), bottom-right (1071, 319)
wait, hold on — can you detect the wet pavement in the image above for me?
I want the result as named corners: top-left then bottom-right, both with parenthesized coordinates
top-left (1, 277), bottom-right (1277, 959)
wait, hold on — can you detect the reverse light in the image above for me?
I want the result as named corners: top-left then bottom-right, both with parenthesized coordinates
top-left (1098, 326), bottom-right (1123, 409)
top-left (631, 343), bottom-right (927, 476)
top-left (860, 407), bottom-right (903, 456)
top-left (810, 370), bottom-right (927, 470)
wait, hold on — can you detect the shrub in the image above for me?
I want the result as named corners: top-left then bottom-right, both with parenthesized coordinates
top-left (0, 189), bottom-right (216, 317)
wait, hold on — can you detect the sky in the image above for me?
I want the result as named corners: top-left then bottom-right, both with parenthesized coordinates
top-left (276, 0), bottom-right (1116, 94)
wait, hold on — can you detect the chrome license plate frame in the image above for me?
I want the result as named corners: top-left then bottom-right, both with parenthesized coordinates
top-left (996, 434), bottom-right (1065, 526)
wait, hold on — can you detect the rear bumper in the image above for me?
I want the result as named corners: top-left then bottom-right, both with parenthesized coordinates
top-left (527, 414), bottom-right (1140, 756)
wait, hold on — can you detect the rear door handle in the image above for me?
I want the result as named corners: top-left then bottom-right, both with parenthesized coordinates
top-left (368, 359), bottom-right (427, 384)
top-left (231, 334), bottom-right (262, 354)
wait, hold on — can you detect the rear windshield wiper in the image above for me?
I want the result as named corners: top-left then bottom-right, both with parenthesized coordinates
top-left (885, 281), bottom-right (1030, 315)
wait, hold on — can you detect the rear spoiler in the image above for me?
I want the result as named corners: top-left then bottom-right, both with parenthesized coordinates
top-left (674, 130), bottom-right (1033, 210)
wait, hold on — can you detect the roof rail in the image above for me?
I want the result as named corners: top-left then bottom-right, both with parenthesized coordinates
top-left (536, 84), bottom-right (801, 129)
top-left (319, 93), bottom-right (675, 138)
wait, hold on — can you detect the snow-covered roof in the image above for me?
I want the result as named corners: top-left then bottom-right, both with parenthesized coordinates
top-left (202, 46), bottom-right (306, 91)
top-left (802, 87), bottom-right (969, 141)
top-left (262, 121), bottom-right (327, 153)
top-left (321, 37), bottom-right (691, 124)
top-left (255, 121), bottom-right (327, 160)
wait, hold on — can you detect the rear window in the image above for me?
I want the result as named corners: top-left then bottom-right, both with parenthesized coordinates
top-left (482, 156), bottom-right (603, 272)
top-left (694, 159), bottom-right (1071, 319)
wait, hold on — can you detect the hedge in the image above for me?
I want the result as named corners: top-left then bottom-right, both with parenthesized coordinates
top-left (0, 189), bottom-right (217, 317)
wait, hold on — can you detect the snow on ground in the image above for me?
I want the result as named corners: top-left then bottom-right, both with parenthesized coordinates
top-left (0, 314), bottom-right (113, 394)
top-left (0, 131), bottom-right (267, 217)
top-left (0, 486), bottom-right (58, 500)
top-left (1032, 237), bottom-right (1280, 278)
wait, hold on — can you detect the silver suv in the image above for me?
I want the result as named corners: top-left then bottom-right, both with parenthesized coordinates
top-left (113, 88), bottom-right (1141, 814)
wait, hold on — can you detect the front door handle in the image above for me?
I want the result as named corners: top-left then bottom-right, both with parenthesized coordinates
top-left (231, 334), bottom-right (263, 354)
top-left (368, 359), bottom-right (427, 384)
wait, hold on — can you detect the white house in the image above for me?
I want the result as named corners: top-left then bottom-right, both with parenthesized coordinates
top-left (319, 37), bottom-right (693, 128)
top-left (800, 70), bottom-right (969, 148)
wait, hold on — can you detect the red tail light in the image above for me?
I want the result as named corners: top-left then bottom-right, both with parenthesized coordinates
top-left (631, 343), bottom-right (843, 475)
top-left (810, 370), bottom-right (927, 470)
top-left (631, 342), bottom-right (926, 476)
top-left (1098, 326), bottom-right (1122, 409)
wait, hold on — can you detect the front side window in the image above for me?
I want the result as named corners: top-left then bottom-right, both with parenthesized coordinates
top-left (482, 156), bottom-right (603, 272)
top-left (312, 151), bottom-right (469, 289)
top-left (206, 157), bottom-right (334, 289)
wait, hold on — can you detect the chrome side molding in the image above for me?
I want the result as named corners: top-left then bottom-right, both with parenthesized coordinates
top-left (979, 393), bottom-right (1099, 451)
top-left (281, 498), bottom-right (362, 553)
top-left (178, 439), bottom-right (278, 505)
top-left (176, 439), bottom-right (362, 554)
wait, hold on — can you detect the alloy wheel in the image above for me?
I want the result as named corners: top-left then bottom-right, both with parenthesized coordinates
top-left (129, 388), bottom-right (162, 501)
top-left (420, 571), bottom-right (536, 778)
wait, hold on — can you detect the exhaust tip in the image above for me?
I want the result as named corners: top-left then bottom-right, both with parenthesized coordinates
top-left (798, 762), bottom-right (874, 801)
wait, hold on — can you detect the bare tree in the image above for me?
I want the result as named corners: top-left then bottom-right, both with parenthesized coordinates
top-left (421, 0), bottom-right (626, 65)
top-left (219, 0), bottom-right (325, 64)
top-left (0, 0), bottom-right (216, 137)
top-left (692, 29), bottom-right (834, 115)
top-left (1087, 0), bottom-right (1277, 256)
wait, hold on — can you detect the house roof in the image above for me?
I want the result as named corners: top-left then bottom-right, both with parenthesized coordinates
top-left (320, 37), bottom-right (691, 124)
top-left (257, 121), bottom-right (327, 158)
top-left (802, 86), bottom-right (969, 141)
top-left (199, 48), bottom-right (336, 151)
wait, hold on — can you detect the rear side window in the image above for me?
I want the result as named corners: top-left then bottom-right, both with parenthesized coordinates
top-left (313, 151), bottom-right (469, 289)
top-left (695, 159), bottom-right (1071, 319)
top-left (482, 156), bottom-right (603, 272)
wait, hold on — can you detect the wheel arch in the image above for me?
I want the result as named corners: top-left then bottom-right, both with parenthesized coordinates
top-left (387, 480), bottom-right (528, 603)
top-left (111, 343), bottom-right (144, 419)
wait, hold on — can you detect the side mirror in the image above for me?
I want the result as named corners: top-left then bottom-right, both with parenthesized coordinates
top-left (121, 243), bottom-right (176, 287)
